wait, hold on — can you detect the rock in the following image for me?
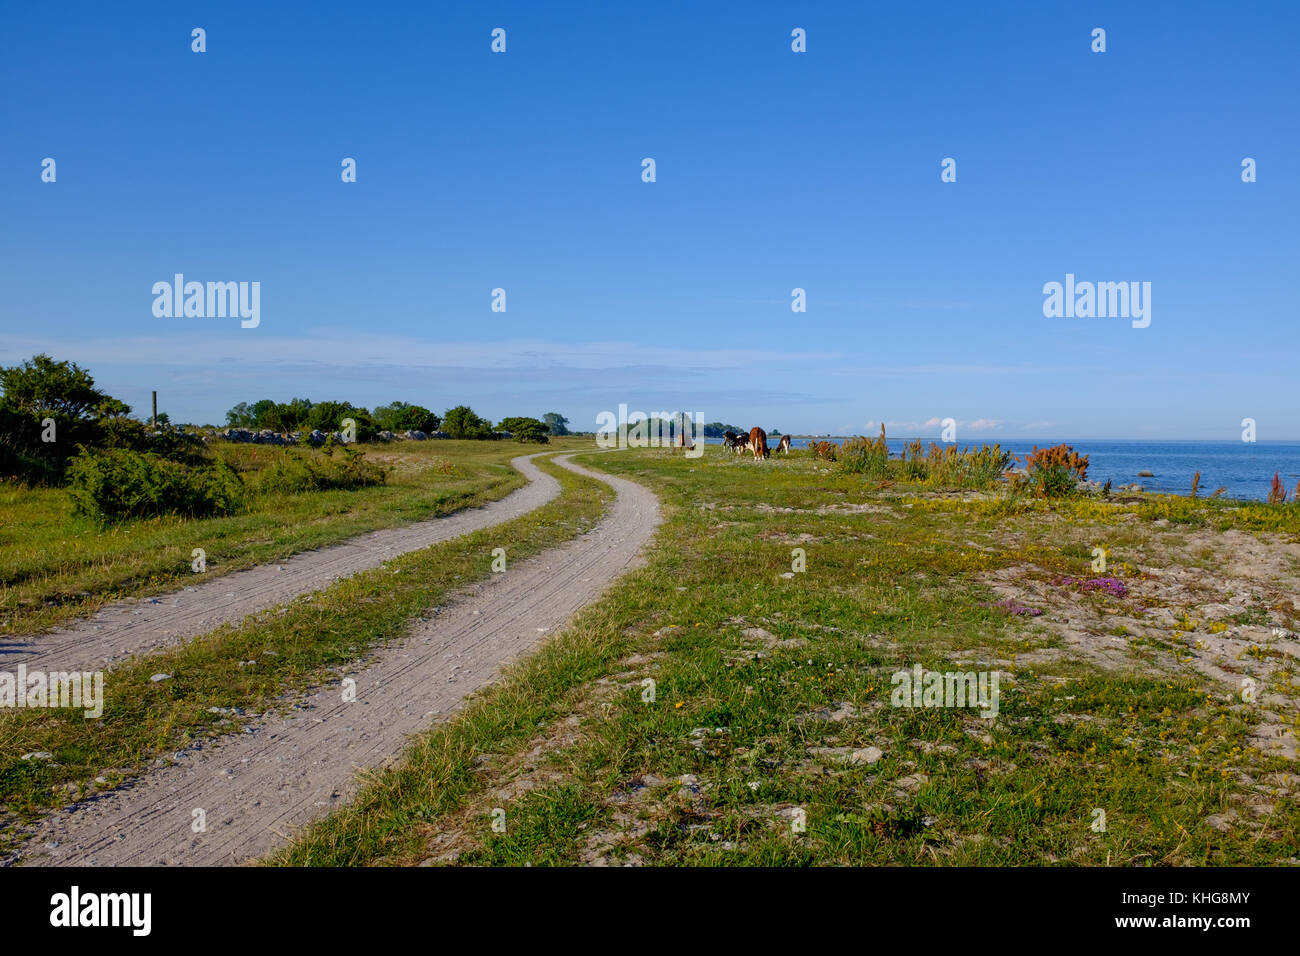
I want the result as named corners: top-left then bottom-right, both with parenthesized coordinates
top-left (150, 673), bottom-right (172, 682)
top-left (20, 752), bottom-right (53, 761)
top-left (1137, 470), bottom-right (1154, 477)
top-left (808, 745), bottom-right (883, 766)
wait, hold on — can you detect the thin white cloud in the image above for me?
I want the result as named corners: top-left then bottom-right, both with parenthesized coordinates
top-left (0, 332), bottom-right (842, 372)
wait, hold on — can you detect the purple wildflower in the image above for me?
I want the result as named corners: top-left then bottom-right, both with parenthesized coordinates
top-left (1081, 577), bottom-right (1128, 598)
top-left (1053, 575), bottom-right (1128, 599)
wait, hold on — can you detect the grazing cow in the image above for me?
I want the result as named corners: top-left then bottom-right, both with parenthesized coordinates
top-left (776, 434), bottom-right (791, 454)
top-left (722, 430), bottom-right (741, 451)
top-left (730, 432), bottom-right (749, 455)
top-left (749, 426), bottom-right (769, 460)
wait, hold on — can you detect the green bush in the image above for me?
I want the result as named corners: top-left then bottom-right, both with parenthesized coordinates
top-left (0, 354), bottom-right (133, 484)
top-left (255, 447), bottom-right (387, 495)
top-left (373, 401), bottom-right (440, 434)
top-left (894, 438), bottom-right (1011, 489)
top-left (1019, 444), bottom-right (1089, 499)
top-left (838, 432), bottom-right (889, 477)
top-left (66, 448), bottom-right (245, 522)
top-left (497, 416), bottom-right (550, 443)
top-left (442, 405), bottom-right (495, 440)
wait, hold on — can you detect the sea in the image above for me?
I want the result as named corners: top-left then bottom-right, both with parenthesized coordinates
top-left (711, 437), bottom-right (1300, 503)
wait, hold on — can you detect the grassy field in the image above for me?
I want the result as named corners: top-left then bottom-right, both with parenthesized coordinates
top-left (0, 452), bottom-right (610, 850)
top-left (278, 445), bottom-right (1300, 866)
top-left (0, 438), bottom-right (588, 636)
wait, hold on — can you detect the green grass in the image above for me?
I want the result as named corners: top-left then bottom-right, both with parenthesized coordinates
top-left (0, 438), bottom-right (587, 636)
top-left (275, 446), bottom-right (1300, 866)
top-left (0, 452), bottom-right (610, 844)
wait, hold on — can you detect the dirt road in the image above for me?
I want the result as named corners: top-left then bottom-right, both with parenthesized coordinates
top-left (1, 454), bottom-right (561, 674)
top-left (19, 454), bottom-right (659, 866)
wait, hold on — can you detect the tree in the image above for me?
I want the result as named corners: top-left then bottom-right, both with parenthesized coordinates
top-left (703, 421), bottom-right (743, 438)
top-left (249, 399), bottom-right (277, 427)
top-left (373, 401), bottom-right (440, 434)
top-left (498, 416), bottom-right (550, 443)
top-left (0, 354), bottom-right (128, 483)
top-left (225, 402), bottom-right (257, 428)
top-left (305, 400), bottom-right (357, 432)
top-left (0, 354), bottom-right (120, 420)
top-left (442, 405), bottom-right (495, 440)
top-left (542, 412), bottom-right (570, 436)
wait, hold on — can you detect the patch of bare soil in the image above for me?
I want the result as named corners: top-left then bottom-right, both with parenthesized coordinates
top-left (984, 522), bottom-right (1300, 761)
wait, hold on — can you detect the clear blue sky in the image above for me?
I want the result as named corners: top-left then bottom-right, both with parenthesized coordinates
top-left (2, 1), bottom-right (1297, 439)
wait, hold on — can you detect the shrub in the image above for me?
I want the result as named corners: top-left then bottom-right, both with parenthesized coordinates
top-left (839, 430), bottom-right (888, 476)
top-left (373, 401), bottom-right (441, 434)
top-left (1020, 444), bottom-right (1089, 499)
top-left (497, 416), bottom-right (550, 443)
top-left (66, 448), bottom-right (245, 522)
top-left (900, 440), bottom-right (1011, 488)
top-left (442, 405), bottom-right (495, 440)
top-left (255, 447), bottom-right (387, 495)
top-left (0, 354), bottom-right (132, 483)
top-left (1267, 471), bottom-right (1287, 505)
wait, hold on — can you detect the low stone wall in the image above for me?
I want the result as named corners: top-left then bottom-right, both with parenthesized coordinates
top-left (212, 428), bottom-right (454, 446)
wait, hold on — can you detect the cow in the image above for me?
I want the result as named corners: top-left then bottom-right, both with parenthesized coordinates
top-left (776, 434), bottom-right (791, 454)
top-left (722, 430), bottom-right (742, 451)
top-left (749, 426), bottom-right (769, 460)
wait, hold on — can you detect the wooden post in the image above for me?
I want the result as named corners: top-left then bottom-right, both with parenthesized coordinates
top-left (151, 391), bottom-right (157, 427)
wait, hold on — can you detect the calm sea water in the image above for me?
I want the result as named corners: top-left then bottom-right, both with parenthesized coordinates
top-left (712, 437), bottom-right (1300, 502)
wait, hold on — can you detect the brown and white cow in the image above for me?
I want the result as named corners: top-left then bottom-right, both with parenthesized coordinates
top-left (776, 434), bottom-right (791, 454)
top-left (749, 426), bottom-right (769, 460)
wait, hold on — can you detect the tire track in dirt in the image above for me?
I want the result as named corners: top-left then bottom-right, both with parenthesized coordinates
top-left (1, 455), bottom-right (560, 675)
top-left (17, 454), bottom-right (659, 866)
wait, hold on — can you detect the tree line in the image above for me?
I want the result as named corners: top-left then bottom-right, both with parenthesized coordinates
top-left (225, 398), bottom-right (570, 444)
top-left (0, 354), bottom-right (574, 485)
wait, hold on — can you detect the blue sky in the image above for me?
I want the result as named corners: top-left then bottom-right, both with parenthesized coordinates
top-left (2, 1), bottom-right (1297, 439)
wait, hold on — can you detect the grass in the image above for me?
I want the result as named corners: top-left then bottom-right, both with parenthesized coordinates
top-left (0, 438), bottom-right (588, 636)
top-left (274, 445), bottom-right (1300, 866)
top-left (0, 451), bottom-right (610, 846)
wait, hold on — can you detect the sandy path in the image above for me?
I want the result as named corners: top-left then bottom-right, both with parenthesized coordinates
top-left (0, 455), bottom-right (560, 675)
top-left (19, 454), bottom-right (659, 866)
